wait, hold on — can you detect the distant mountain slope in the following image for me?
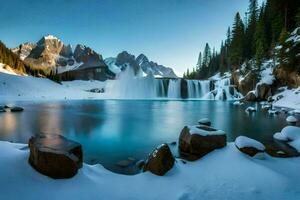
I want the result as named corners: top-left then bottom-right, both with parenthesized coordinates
top-left (12, 35), bottom-right (107, 73)
top-left (105, 51), bottom-right (177, 78)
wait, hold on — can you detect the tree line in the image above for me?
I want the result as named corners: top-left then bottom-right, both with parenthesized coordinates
top-left (184, 0), bottom-right (300, 79)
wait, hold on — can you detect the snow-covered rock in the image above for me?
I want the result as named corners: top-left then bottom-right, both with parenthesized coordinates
top-left (179, 126), bottom-right (226, 160)
top-left (235, 136), bottom-right (265, 151)
top-left (245, 106), bottom-right (256, 112)
top-left (197, 118), bottom-right (211, 126)
top-left (233, 101), bottom-right (243, 105)
top-left (273, 126), bottom-right (300, 152)
top-left (268, 109), bottom-right (280, 115)
top-left (235, 136), bottom-right (265, 157)
top-left (286, 116), bottom-right (298, 123)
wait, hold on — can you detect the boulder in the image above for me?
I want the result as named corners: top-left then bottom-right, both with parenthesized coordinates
top-left (143, 144), bottom-right (175, 176)
top-left (256, 83), bottom-right (272, 101)
top-left (244, 91), bottom-right (257, 101)
top-left (198, 118), bottom-right (211, 126)
top-left (10, 107), bottom-right (24, 112)
top-left (179, 125), bottom-right (226, 161)
top-left (28, 134), bottom-right (83, 179)
top-left (235, 136), bottom-right (265, 157)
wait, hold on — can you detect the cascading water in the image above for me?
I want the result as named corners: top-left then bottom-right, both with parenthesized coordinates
top-left (103, 67), bottom-right (242, 100)
top-left (167, 79), bottom-right (181, 98)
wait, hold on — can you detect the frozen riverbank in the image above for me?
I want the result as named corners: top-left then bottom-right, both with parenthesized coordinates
top-left (0, 141), bottom-right (300, 200)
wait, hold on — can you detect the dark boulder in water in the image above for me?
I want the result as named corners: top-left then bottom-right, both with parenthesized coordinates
top-left (28, 134), bottom-right (83, 179)
top-left (143, 143), bottom-right (175, 176)
top-left (10, 107), bottom-right (24, 112)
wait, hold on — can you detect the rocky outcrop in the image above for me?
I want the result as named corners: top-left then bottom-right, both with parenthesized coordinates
top-left (256, 83), bottom-right (272, 101)
top-left (244, 91), bottom-right (257, 101)
top-left (106, 51), bottom-right (178, 78)
top-left (115, 51), bottom-right (140, 74)
top-left (143, 144), bottom-right (175, 176)
top-left (28, 134), bottom-right (83, 179)
top-left (136, 54), bottom-right (177, 78)
top-left (180, 79), bottom-right (188, 99)
top-left (73, 44), bottom-right (106, 68)
top-left (274, 67), bottom-right (300, 89)
top-left (179, 125), bottom-right (226, 161)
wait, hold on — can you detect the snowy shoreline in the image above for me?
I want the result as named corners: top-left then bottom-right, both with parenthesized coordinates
top-left (1, 141), bottom-right (300, 200)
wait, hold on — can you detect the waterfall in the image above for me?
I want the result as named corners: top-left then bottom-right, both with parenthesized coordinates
top-left (167, 79), bottom-right (181, 98)
top-left (105, 67), bottom-right (158, 99)
top-left (103, 68), bottom-right (242, 100)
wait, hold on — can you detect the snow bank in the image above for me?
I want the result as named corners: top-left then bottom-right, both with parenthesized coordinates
top-left (245, 106), bottom-right (256, 112)
top-left (235, 136), bottom-right (265, 151)
top-left (273, 87), bottom-right (300, 110)
top-left (0, 141), bottom-right (300, 200)
top-left (0, 72), bottom-right (103, 101)
top-left (273, 126), bottom-right (300, 152)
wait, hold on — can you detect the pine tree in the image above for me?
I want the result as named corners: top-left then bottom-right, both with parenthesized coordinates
top-left (296, 8), bottom-right (300, 27)
top-left (202, 43), bottom-right (211, 68)
top-left (255, 5), bottom-right (267, 67)
top-left (230, 12), bottom-right (245, 69)
top-left (196, 52), bottom-right (202, 70)
top-left (244, 0), bottom-right (259, 59)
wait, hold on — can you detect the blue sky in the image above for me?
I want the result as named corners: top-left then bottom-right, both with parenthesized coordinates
top-left (0, 0), bottom-right (251, 76)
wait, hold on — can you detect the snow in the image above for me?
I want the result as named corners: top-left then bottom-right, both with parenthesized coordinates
top-left (268, 109), bottom-right (279, 115)
top-left (273, 87), bottom-right (300, 110)
top-left (198, 118), bottom-right (211, 124)
top-left (57, 61), bottom-right (84, 74)
top-left (0, 141), bottom-right (300, 200)
top-left (0, 72), bottom-right (103, 101)
top-left (188, 125), bottom-right (225, 136)
top-left (258, 60), bottom-right (275, 85)
top-left (286, 116), bottom-right (298, 123)
top-left (233, 101), bottom-right (243, 105)
top-left (44, 34), bottom-right (60, 41)
top-left (0, 63), bottom-right (22, 76)
top-left (104, 57), bottom-right (121, 74)
top-left (235, 136), bottom-right (265, 151)
top-left (273, 126), bottom-right (300, 152)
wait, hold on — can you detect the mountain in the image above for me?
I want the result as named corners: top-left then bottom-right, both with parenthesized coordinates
top-left (105, 51), bottom-right (177, 78)
top-left (12, 35), bottom-right (107, 72)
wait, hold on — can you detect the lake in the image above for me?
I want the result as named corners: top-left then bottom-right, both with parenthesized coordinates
top-left (0, 100), bottom-right (293, 174)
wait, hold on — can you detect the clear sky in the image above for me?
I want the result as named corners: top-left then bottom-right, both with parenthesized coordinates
top-left (0, 0), bottom-right (251, 76)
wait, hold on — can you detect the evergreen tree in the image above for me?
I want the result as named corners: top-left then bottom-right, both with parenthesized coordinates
top-left (196, 52), bottom-right (202, 70)
top-left (230, 12), bottom-right (245, 69)
top-left (202, 43), bottom-right (211, 68)
top-left (244, 0), bottom-right (258, 59)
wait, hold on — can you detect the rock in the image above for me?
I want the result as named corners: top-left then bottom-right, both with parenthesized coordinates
top-left (268, 109), bottom-right (280, 115)
top-left (169, 141), bottom-right (177, 146)
top-left (276, 94), bottom-right (284, 100)
top-left (229, 85), bottom-right (236, 96)
top-left (244, 91), bottom-right (257, 101)
top-left (4, 105), bottom-right (10, 108)
top-left (10, 107), bottom-right (24, 112)
top-left (0, 107), bottom-right (6, 112)
top-left (180, 79), bottom-right (188, 99)
top-left (267, 96), bottom-right (275, 102)
top-left (245, 106), bottom-right (256, 112)
top-left (198, 118), bottom-right (211, 126)
top-left (179, 125), bottom-right (226, 161)
top-left (256, 83), bottom-right (272, 101)
top-left (286, 116), bottom-right (298, 125)
top-left (28, 134), bottom-right (83, 179)
top-left (136, 160), bottom-right (145, 170)
top-left (235, 136), bottom-right (265, 157)
top-left (143, 144), bottom-right (175, 176)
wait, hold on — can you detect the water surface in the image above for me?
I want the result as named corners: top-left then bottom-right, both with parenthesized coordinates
top-left (0, 100), bottom-right (293, 174)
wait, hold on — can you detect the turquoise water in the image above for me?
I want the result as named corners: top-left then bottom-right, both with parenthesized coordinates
top-left (0, 100), bottom-right (291, 173)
